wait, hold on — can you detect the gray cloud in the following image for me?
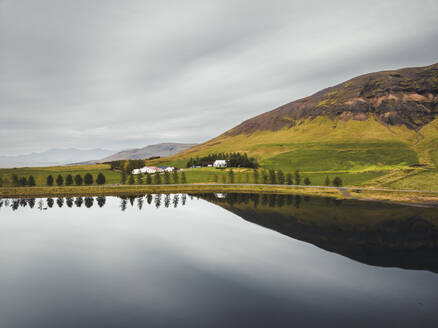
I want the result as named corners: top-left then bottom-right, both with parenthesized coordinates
top-left (1, 0), bottom-right (438, 155)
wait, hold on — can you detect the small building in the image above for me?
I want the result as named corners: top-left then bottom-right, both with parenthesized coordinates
top-left (213, 160), bottom-right (227, 168)
top-left (132, 166), bottom-right (163, 174)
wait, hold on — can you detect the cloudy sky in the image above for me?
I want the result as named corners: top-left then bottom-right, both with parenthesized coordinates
top-left (1, 0), bottom-right (437, 155)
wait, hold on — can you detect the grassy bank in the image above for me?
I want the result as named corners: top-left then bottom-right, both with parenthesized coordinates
top-left (2, 184), bottom-right (438, 207)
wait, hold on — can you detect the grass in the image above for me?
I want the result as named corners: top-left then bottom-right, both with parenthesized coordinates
top-left (385, 169), bottom-right (438, 192)
top-left (260, 142), bottom-right (418, 172)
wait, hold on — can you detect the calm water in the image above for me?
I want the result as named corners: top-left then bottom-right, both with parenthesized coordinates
top-left (0, 194), bottom-right (438, 328)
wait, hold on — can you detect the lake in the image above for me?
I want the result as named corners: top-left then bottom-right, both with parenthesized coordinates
top-left (1, 193), bottom-right (438, 327)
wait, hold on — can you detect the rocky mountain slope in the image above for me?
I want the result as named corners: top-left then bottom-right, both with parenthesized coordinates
top-left (163, 63), bottom-right (438, 175)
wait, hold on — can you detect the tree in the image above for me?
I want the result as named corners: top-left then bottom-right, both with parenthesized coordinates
top-left (12, 174), bottom-right (19, 187)
top-left (304, 177), bottom-right (311, 185)
top-left (145, 173), bottom-right (152, 185)
top-left (253, 169), bottom-right (259, 184)
top-left (213, 174), bottom-right (218, 183)
top-left (262, 170), bottom-right (268, 184)
top-left (136, 172), bottom-right (143, 184)
top-left (0, 176), bottom-right (3, 187)
top-left (227, 169), bottom-right (234, 184)
top-left (269, 169), bottom-right (277, 184)
top-left (294, 170), bottom-right (301, 185)
top-left (277, 170), bottom-right (285, 184)
top-left (75, 174), bottom-right (83, 186)
top-left (84, 173), bottom-right (93, 185)
top-left (19, 177), bottom-right (27, 186)
top-left (245, 172), bottom-right (250, 183)
top-left (173, 170), bottom-right (179, 184)
top-left (97, 173), bottom-right (106, 185)
top-left (164, 171), bottom-right (171, 184)
top-left (325, 176), bottom-right (330, 186)
top-left (181, 171), bottom-right (187, 184)
top-left (286, 173), bottom-right (293, 185)
top-left (65, 174), bottom-right (73, 186)
top-left (121, 170), bottom-right (127, 184)
top-left (28, 175), bottom-right (36, 187)
top-left (46, 175), bottom-right (54, 186)
top-left (153, 173), bottom-right (161, 184)
top-left (128, 174), bottom-right (135, 185)
top-left (56, 174), bottom-right (64, 186)
top-left (332, 177), bottom-right (343, 187)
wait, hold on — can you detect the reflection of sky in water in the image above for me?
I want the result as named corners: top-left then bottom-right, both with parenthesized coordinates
top-left (0, 196), bottom-right (438, 327)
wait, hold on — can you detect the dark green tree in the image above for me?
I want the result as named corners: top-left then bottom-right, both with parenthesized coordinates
top-left (262, 170), bottom-right (268, 184)
top-left (253, 169), bottom-right (259, 184)
top-left (277, 170), bottom-right (285, 184)
top-left (65, 174), bottom-right (73, 186)
top-left (286, 173), bottom-right (293, 185)
top-left (145, 173), bottom-right (152, 185)
top-left (304, 177), bottom-right (311, 185)
top-left (227, 169), bottom-right (234, 184)
top-left (153, 173), bottom-right (161, 184)
top-left (121, 170), bottom-right (127, 184)
top-left (19, 177), bottom-right (27, 186)
top-left (245, 172), bottom-right (250, 183)
top-left (97, 173), bottom-right (106, 185)
top-left (56, 174), bottom-right (64, 186)
top-left (181, 172), bottom-right (187, 184)
top-left (12, 174), bottom-right (19, 187)
top-left (46, 175), bottom-right (54, 186)
top-left (128, 174), bottom-right (135, 185)
top-left (269, 170), bottom-right (277, 184)
top-left (294, 170), bottom-right (301, 185)
top-left (332, 177), bottom-right (343, 187)
top-left (213, 174), bottom-right (218, 183)
top-left (173, 170), bottom-right (179, 184)
top-left (84, 173), bottom-right (93, 185)
top-left (75, 174), bottom-right (83, 185)
top-left (0, 176), bottom-right (3, 187)
top-left (28, 175), bottom-right (36, 187)
top-left (163, 171), bottom-right (171, 184)
top-left (325, 176), bottom-right (330, 186)
top-left (136, 172), bottom-right (143, 184)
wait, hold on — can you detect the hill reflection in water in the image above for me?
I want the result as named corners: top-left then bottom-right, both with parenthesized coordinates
top-left (1, 192), bottom-right (437, 273)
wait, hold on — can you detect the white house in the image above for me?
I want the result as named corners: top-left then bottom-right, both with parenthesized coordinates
top-left (132, 166), bottom-right (163, 174)
top-left (213, 160), bottom-right (227, 168)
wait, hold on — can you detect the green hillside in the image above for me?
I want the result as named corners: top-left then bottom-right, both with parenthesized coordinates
top-left (150, 63), bottom-right (438, 190)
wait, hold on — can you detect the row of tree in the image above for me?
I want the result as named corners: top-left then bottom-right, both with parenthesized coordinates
top-left (107, 159), bottom-right (145, 172)
top-left (121, 170), bottom-right (187, 185)
top-left (0, 174), bottom-right (37, 187)
top-left (213, 169), bottom-right (343, 187)
top-left (186, 152), bottom-right (259, 168)
top-left (46, 173), bottom-right (106, 186)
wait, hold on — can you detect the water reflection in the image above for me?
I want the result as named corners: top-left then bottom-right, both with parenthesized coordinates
top-left (2, 192), bottom-right (438, 273)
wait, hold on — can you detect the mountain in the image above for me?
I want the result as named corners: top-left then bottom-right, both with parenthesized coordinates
top-left (161, 63), bottom-right (438, 175)
top-left (0, 148), bottom-right (114, 168)
top-left (86, 143), bottom-right (198, 163)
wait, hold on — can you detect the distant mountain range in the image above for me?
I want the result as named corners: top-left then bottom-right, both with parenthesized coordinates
top-left (82, 143), bottom-right (198, 164)
top-left (0, 143), bottom-right (199, 168)
top-left (0, 148), bottom-right (114, 168)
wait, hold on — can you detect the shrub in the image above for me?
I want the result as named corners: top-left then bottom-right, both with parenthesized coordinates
top-left (84, 173), bottom-right (93, 185)
top-left (304, 177), bottom-right (311, 185)
top-left (46, 175), bottom-right (54, 186)
top-left (28, 175), bottom-right (36, 187)
top-left (56, 175), bottom-right (64, 186)
top-left (75, 174), bottom-right (83, 185)
top-left (333, 177), bottom-right (343, 187)
top-left (65, 174), bottom-right (73, 186)
top-left (96, 173), bottom-right (106, 185)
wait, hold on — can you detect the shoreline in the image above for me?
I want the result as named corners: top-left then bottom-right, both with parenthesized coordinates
top-left (2, 183), bottom-right (438, 207)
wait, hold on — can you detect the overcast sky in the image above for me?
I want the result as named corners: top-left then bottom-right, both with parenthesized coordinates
top-left (1, 0), bottom-right (437, 155)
